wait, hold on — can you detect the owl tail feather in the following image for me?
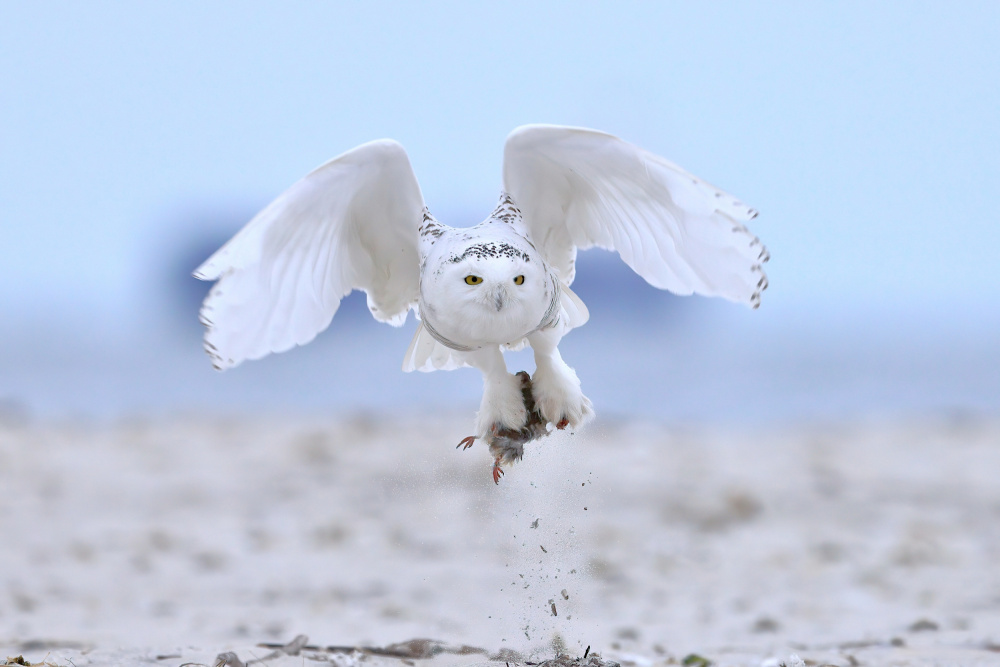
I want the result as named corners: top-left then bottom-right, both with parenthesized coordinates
top-left (401, 323), bottom-right (471, 373)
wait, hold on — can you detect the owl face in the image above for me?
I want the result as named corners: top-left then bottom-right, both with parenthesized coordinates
top-left (421, 238), bottom-right (553, 346)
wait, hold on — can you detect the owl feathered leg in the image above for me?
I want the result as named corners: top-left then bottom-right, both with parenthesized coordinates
top-left (465, 346), bottom-right (529, 439)
top-left (527, 327), bottom-right (594, 430)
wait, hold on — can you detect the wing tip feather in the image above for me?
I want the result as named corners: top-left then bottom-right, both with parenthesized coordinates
top-left (192, 262), bottom-right (219, 282)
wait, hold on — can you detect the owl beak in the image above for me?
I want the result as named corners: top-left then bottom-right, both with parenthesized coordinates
top-left (492, 286), bottom-right (508, 312)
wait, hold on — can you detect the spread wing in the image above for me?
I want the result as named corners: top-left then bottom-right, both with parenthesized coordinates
top-left (502, 125), bottom-right (769, 307)
top-left (194, 139), bottom-right (424, 370)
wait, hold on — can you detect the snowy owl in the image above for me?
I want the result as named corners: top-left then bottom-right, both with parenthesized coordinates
top-left (195, 125), bottom-right (768, 480)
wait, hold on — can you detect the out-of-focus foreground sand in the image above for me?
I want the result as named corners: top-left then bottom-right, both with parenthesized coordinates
top-left (1, 413), bottom-right (999, 666)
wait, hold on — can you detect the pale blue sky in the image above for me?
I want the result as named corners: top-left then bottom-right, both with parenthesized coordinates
top-left (2, 1), bottom-right (999, 331)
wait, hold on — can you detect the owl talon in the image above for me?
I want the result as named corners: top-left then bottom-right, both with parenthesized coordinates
top-left (556, 418), bottom-right (569, 430)
top-left (457, 435), bottom-right (477, 450)
top-left (493, 457), bottom-right (505, 484)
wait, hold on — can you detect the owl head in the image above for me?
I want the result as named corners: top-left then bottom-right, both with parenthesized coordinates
top-left (421, 237), bottom-right (553, 345)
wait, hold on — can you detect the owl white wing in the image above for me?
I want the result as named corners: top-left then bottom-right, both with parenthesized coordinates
top-left (194, 139), bottom-right (424, 370)
top-left (502, 125), bottom-right (769, 307)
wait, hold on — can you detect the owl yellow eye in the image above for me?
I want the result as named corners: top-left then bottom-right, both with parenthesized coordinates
top-left (464, 275), bottom-right (483, 285)
top-left (513, 275), bottom-right (525, 285)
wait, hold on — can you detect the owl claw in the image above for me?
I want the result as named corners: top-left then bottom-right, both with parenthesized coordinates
top-left (493, 457), bottom-right (505, 484)
top-left (457, 435), bottom-right (477, 450)
top-left (556, 418), bottom-right (569, 430)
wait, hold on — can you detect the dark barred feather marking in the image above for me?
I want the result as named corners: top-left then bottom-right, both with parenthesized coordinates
top-left (419, 208), bottom-right (445, 239)
top-left (490, 192), bottom-right (522, 225)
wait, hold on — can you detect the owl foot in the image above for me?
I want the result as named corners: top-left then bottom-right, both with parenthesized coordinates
top-left (531, 360), bottom-right (594, 430)
top-left (475, 372), bottom-right (529, 439)
top-left (460, 371), bottom-right (560, 484)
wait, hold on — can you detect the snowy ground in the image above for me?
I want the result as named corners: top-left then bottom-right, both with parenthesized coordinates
top-left (2, 412), bottom-right (1000, 666)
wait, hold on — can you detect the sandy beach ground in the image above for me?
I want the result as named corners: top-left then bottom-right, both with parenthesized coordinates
top-left (2, 411), bottom-right (999, 666)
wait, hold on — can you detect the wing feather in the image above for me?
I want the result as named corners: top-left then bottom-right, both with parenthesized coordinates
top-left (194, 139), bottom-right (424, 370)
top-left (502, 125), bottom-right (768, 307)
